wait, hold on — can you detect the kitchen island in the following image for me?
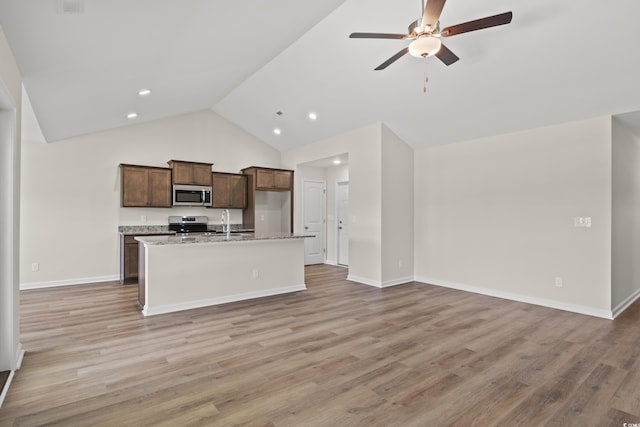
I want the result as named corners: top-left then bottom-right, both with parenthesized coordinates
top-left (135, 232), bottom-right (312, 316)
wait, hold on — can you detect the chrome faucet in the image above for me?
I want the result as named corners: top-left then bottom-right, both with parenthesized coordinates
top-left (221, 209), bottom-right (230, 239)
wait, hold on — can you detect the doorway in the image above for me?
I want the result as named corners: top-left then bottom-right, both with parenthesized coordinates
top-left (337, 181), bottom-right (349, 266)
top-left (303, 180), bottom-right (326, 265)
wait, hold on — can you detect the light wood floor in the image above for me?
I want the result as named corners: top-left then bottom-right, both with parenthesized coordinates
top-left (1, 265), bottom-right (640, 426)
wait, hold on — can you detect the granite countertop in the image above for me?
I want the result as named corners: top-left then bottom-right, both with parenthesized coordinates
top-left (135, 232), bottom-right (314, 246)
top-left (119, 225), bottom-right (254, 235)
top-left (119, 225), bottom-right (173, 235)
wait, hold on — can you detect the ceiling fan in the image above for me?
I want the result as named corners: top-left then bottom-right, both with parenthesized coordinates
top-left (349, 0), bottom-right (512, 70)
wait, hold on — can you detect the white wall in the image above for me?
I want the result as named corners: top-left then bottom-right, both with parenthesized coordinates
top-left (0, 24), bottom-right (23, 374)
top-left (611, 118), bottom-right (640, 313)
top-left (282, 123), bottom-right (383, 285)
top-left (20, 109), bottom-right (281, 287)
top-left (415, 116), bottom-right (613, 317)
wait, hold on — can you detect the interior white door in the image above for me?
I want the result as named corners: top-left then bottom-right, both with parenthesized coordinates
top-left (337, 181), bottom-right (349, 266)
top-left (303, 180), bottom-right (326, 265)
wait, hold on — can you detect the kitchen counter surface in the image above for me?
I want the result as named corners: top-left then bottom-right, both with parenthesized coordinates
top-left (119, 225), bottom-right (172, 235)
top-left (135, 232), bottom-right (313, 246)
top-left (118, 225), bottom-right (255, 235)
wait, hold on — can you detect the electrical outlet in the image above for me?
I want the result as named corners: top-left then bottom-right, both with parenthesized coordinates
top-left (555, 277), bottom-right (563, 287)
top-left (252, 269), bottom-right (259, 279)
top-left (31, 262), bottom-right (39, 272)
top-left (141, 215), bottom-right (147, 223)
top-left (574, 217), bottom-right (592, 228)
top-left (398, 259), bottom-right (403, 269)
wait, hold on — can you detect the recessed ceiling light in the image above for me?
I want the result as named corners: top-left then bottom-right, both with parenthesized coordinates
top-left (308, 112), bottom-right (317, 121)
top-left (273, 128), bottom-right (281, 135)
top-left (333, 159), bottom-right (341, 165)
top-left (138, 89), bottom-right (151, 96)
top-left (127, 112), bottom-right (138, 119)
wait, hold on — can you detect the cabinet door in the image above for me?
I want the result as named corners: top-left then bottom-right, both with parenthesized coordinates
top-left (171, 162), bottom-right (194, 185)
top-left (256, 169), bottom-right (274, 189)
top-left (125, 242), bottom-right (139, 279)
top-left (148, 168), bottom-right (172, 207)
top-left (229, 174), bottom-right (247, 209)
top-left (122, 166), bottom-right (149, 207)
top-left (170, 161), bottom-right (212, 185)
top-left (273, 171), bottom-right (292, 189)
top-left (192, 163), bottom-right (213, 186)
top-left (212, 173), bottom-right (231, 208)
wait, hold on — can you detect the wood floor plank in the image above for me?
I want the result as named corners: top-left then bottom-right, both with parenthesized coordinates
top-left (1, 264), bottom-right (640, 426)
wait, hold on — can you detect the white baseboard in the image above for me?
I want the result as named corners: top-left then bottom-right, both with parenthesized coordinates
top-left (347, 274), bottom-right (382, 288)
top-left (415, 276), bottom-right (614, 320)
top-left (143, 284), bottom-right (307, 317)
top-left (0, 347), bottom-right (23, 409)
top-left (612, 287), bottom-right (640, 319)
top-left (20, 275), bottom-right (119, 290)
top-left (381, 276), bottom-right (414, 288)
top-left (347, 275), bottom-right (414, 289)
top-left (325, 259), bottom-right (338, 266)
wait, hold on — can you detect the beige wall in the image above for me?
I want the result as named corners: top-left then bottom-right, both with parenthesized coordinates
top-left (381, 124), bottom-right (414, 285)
top-left (611, 118), bottom-right (640, 313)
top-left (20, 110), bottom-right (281, 287)
top-left (282, 123), bottom-right (383, 284)
top-left (415, 116), bottom-right (613, 317)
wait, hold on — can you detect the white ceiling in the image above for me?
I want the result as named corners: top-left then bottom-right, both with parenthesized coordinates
top-left (2, 0), bottom-right (640, 151)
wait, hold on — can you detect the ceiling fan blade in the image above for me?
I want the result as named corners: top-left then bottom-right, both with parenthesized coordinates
top-left (375, 47), bottom-right (409, 70)
top-left (435, 43), bottom-right (459, 66)
top-left (441, 11), bottom-right (513, 37)
top-left (422, 0), bottom-right (447, 29)
top-left (350, 32), bottom-right (408, 40)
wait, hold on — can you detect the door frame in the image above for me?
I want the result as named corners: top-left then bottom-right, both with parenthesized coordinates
top-left (302, 180), bottom-right (327, 265)
top-left (0, 81), bottom-right (23, 405)
top-left (336, 180), bottom-right (349, 266)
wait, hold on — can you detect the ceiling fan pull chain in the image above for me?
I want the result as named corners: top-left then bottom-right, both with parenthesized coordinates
top-left (423, 68), bottom-right (429, 93)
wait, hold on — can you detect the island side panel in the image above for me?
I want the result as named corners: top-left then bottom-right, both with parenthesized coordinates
top-left (138, 241), bottom-right (146, 308)
top-left (143, 238), bottom-right (306, 316)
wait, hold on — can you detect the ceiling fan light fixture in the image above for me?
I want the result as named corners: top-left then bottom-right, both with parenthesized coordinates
top-left (408, 36), bottom-right (442, 58)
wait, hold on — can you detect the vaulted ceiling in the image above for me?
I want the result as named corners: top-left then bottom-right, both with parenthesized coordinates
top-left (2, 0), bottom-right (640, 151)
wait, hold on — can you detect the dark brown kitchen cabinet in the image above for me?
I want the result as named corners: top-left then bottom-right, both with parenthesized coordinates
top-left (254, 168), bottom-right (292, 190)
top-left (212, 172), bottom-right (247, 209)
top-left (121, 235), bottom-right (139, 282)
top-left (167, 160), bottom-right (213, 186)
top-left (241, 166), bottom-right (294, 232)
top-left (120, 233), bottom-right (172, 284)
top-left (120, 164), bottom-right (172, 207)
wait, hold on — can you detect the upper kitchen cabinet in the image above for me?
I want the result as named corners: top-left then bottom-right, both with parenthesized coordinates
top-left (212, 172), bottom-right (247, 209)
top-left (241, 166), bottom-right (294, 233)
top-left (167, 160), bottom-right (213, 186)
top-left (120, 164), bottom-right (172, 207)
top-left (243, 166), bottom-right (293, 191)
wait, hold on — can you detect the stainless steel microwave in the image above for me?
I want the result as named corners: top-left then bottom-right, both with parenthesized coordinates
top-left (173, 185), bottom-right (212, 207)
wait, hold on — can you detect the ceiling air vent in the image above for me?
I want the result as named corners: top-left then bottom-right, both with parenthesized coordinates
top-left (56, 0), bottom-right (84, 14)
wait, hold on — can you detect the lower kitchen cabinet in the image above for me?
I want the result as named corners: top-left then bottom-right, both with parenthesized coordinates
top-left (120, 233), bottom-right (171, 284)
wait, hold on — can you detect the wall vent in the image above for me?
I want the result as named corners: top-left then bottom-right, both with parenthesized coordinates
top-left (56, 0), bottom-right (85, 14)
